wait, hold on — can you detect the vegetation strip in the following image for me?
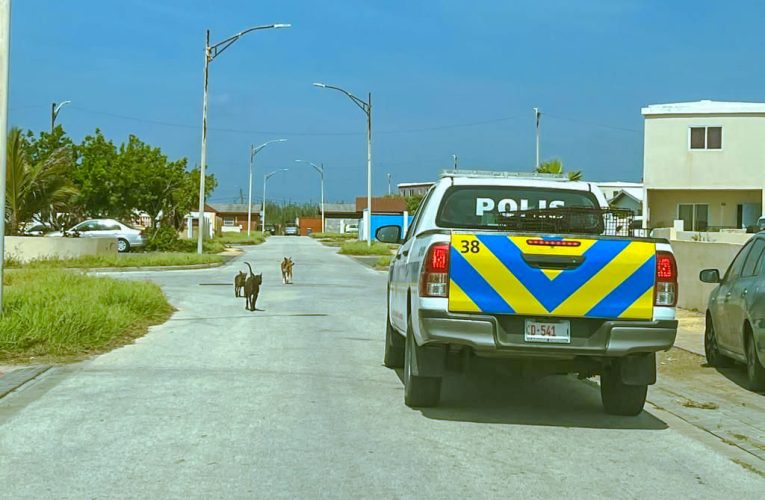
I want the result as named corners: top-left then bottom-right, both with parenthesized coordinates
top-left (5, 252), bottom-right (225, 269)
top-left (0, 270), bottom-right (173, 363)
top-left (338, 240), bottom-right (393, 256)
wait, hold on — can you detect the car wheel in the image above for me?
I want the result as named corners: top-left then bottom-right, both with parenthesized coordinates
top-left (600, 364), bottom-right (647, 416)
top-left (383, 306), bottom-right (405, 368)
top-left (403, 318), bottom-right (441, 408)
top-left (705, 314), bottom-right (732, 367)
top-left (117, 238), bottom-right (130, 253)
top-left (745, 331), bottom-right (765, 392)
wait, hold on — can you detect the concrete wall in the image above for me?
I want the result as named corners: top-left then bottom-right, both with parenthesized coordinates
top-left (671, 240), bottom-right (744, 311)
top-left (647, 188), bottom-right (762, 229)
top-left (651, 227), bottom-right (755, 245)
top-left (5, 236), bottom-right (118, 263)
top-left (644, 114), bottom-right (765, 190)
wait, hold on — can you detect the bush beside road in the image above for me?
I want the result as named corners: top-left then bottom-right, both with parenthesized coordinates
top-left (0, 269), bottom-right (173, 363)
top-left (338, 240), bottom-right (393, 256)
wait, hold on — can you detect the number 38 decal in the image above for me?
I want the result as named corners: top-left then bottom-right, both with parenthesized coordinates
top-left (459, 240), bottom-right (481, 254)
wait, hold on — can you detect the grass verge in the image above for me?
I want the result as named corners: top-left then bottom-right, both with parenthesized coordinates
top-left (311, 232), bottom-right (357, 240)
top-left (339, 241), bottom-right (392, 256)
top-left (215, 231), bottom-right (268, 246)
top-left (375, 255), bottom-right (392, 268)
top-left (0, 269), bottom-right (173, 363)
top-left (5, 252), bottom-right (225, 270)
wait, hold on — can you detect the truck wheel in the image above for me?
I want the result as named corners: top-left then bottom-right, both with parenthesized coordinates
top-left (600, 366), bottom-right (647, 416)
top-left (404, 321), bottom-right (441, 408)
top-left (383, 312), bottom-right (405, 369)
top-left (745, 331), bottom-right (765, 392)
top-left (705, 314), bottom-right (732, 367)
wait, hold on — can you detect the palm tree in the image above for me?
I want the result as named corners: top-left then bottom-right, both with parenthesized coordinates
top-left (535, 158), bottom-right (583, 181)
top-left (5, 127), bottom-right (78, 234)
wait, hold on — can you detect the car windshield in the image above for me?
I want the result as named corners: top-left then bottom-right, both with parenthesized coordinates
top-left (437, 185), bottom-right (601, 232)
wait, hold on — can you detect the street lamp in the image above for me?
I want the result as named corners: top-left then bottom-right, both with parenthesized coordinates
top-left (313, 82), bottom-right (372, 245)
top-left (386, 172), bottom-right (392, 195)
top-left (249, 139), bottom-right (286, 237)
top-left (51, 100), bottom-right (71, 132)
top-left (262, 168), bottom-right (288, 234)
top-left (196, 22), bottom-right (291, 254)
top-left (295, 160), bottom-right (325, 233)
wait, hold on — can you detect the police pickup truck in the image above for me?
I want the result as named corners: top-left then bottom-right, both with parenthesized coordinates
top-left (375, 170), bottom-right (678, 416)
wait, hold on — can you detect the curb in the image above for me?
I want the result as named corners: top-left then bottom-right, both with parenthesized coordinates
top-left (0, 365), bottom-right (51, 400)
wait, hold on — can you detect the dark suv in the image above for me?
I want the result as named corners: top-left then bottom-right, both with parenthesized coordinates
top-left (701, 232), bottom-right (765, 390)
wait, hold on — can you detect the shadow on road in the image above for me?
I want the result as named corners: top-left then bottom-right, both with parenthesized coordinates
top-left (395, 359), bottom-right (668, 430)
top-left (714, 364), bottom-right (765, 396)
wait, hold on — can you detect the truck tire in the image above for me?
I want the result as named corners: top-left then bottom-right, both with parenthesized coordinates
top-left (383, 311), bottom-right (405, 369)
top-left (600, 366), bottom-right (647, 416)
top-left (404, 321), bottom-right (441, 407)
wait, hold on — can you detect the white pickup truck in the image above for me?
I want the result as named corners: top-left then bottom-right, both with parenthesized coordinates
top-left (376, 171), bottom-right (678, 415)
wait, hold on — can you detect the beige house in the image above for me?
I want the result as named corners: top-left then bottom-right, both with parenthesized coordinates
top-left (642, 100), bottom-right (765, 231)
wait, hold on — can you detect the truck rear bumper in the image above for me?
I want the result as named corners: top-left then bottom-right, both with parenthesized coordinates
top-left (416, 309), bottom-right (677, 358)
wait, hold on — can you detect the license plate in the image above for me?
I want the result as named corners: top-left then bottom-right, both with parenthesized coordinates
top-left (524, 319), bottom-right (571, 344)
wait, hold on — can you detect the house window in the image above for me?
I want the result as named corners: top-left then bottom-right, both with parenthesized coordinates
top-left (689, 126), bottom-right (722, 150)
top-left (223, 217), bottom-right (235, 226)
top-left (678, 203), bottom-right (709, 231)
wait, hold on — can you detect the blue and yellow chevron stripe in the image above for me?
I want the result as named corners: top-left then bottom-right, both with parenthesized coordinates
top-left (448, 234), bottom-right (656, 320)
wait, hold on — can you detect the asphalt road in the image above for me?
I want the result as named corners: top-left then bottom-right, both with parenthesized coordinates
top-left (0, 237), bottom-right (763, 498)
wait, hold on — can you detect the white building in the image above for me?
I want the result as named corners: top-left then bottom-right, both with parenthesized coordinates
top-left (642, 100), bottom-right (765, 231)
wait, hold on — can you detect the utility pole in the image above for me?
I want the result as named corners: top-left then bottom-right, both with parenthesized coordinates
top-left (248, 139), bottom-right (286, 237)
top-left (0, 0), bottom-right (10, 314)
top-left (452, 154), bottom-right (458, 169)
top-left (239, 188), bottom-right (244, 204)
top-left (386, 173), bottom-right (391, 195)
top-left (534, 107), bottom-right (541, 170)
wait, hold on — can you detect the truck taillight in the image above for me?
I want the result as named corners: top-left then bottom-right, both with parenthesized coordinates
top-left (654, 251), bottom-right (678, 307)
top-left (420, 243), bottom-right (450, 298)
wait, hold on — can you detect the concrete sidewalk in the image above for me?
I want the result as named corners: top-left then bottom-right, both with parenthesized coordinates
top-left (675, 309), bottom-right (705, 357)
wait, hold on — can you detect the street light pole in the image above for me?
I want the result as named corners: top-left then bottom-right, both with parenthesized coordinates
top-left (0, 0), bottom-right (10, 314)
top-left (262, 168), bottom-right (288, 234)
top-left (50, 100), bottom-right (71, 132)
top-left (534, 107), bottom-right (541, 170)
top-left (249, 139), bottom-right (286, 237)
top-left (313, 82), bottom-right (373, 246)
top-left (295, 160), bottom-right (325, 233)
top-left (452, 154), bottom-right (458, 169)
top-left (196, 23), bottom-right (291, 255)
top-left (386, 172), bottom-right (391, 195)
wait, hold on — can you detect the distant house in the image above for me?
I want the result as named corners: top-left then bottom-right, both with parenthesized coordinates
top-left (609, 188), bottom-right (643, 216)
top-left (208, 203), bottom-right (262, 233)
top-left (642, 100), bottom-right (765, 231)
top-left (397, 182), bottom-right (434, 197)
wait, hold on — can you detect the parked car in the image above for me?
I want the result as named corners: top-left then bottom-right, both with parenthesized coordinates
top-left (700, 232), bottom-right (765, 390)
top-left (264, 224), bottom-right (277, 235)
top-left (47, 219), bottom-right (146, 253)
top-left (21, 221), bottom-right (53, 236)
top-left (758, 216), bottom-right (765, 232)
top-left (376, 171), bottom-right (678, 415)
top-left (284, 224), bottom-right (299, 236)
top-left (345, 223), bottom-right (359, 233)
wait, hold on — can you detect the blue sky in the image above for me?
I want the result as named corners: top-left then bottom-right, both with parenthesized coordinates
top-left (8, 0), bottom-right (765, 205)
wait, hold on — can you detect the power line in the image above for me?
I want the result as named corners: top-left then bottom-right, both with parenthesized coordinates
top-left (544, 113), bottom-right (642, 134)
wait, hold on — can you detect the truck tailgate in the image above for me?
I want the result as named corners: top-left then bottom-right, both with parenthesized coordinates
top-left (448, 233), bottom-right (656, 320)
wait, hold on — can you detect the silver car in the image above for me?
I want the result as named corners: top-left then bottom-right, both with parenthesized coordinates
top-left (700, 232), bottom-right (765, 390)
top-left (48, 219), bottom-right (146, 253)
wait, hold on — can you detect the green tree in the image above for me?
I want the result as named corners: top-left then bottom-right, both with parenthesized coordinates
top-left (167, 166), bottom-right (217, 230)
top-left (535, 158), bottom-right (582, 181)
top-left (4, 128), bottom-right (78, 234)
top-left (73, 129), bottom-right (123, 219)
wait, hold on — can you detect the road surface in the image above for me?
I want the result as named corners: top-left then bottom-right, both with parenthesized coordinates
top-left (0, 237), bottom-right (763, 498)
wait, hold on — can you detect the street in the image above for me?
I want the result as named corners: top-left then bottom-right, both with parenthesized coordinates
top-left (1, 236), bottom-right (763, 498)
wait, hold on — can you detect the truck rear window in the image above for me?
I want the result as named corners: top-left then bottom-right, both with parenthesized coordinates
top-left (436, 186), bottom-right (601, 231)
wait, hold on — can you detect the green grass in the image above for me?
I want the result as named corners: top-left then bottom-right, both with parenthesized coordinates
top-left (311, 232), bottom-right (357, 240)
top-left (338, 241), bottom-right (392, 256)
top-left (375, 255), bottom-right (392, 268)
top-left (0, 269), bottom-right (173, 363)
top-left (5, 252), bottom-right (225, 269)
top-left (215, 231), bottom-right (267, 245)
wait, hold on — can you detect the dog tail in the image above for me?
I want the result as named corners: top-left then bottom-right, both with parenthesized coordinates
top-left (244, 262), bottom-right (254, 277)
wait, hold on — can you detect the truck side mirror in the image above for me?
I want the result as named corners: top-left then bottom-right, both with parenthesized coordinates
top-left (376, 225), bottom-right (402, 244)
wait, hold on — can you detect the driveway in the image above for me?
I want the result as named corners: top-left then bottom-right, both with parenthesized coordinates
top-left (0, 236), bottom-right (763, 498)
